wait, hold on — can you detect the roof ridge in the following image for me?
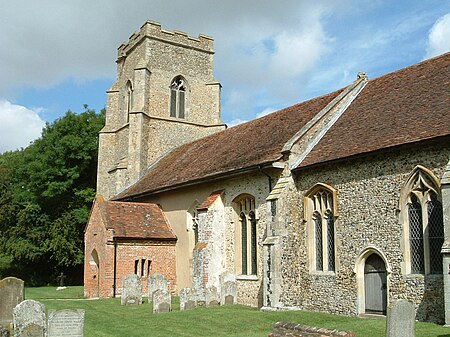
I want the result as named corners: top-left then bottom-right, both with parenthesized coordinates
top-left (290, 74), bottom-right (369, 170)
top-left (368, 51), bottom-right (450, 82)
top-left (282, 74), bottom-right (367, 154)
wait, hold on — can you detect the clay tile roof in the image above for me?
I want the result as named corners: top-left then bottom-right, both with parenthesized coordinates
top-left (298, 52), bottom-right (450, 169)
top-left (102, 200), bottom-right (176, 240)
top-left (115, 88), bottom-right (343, 200)
top-left (197, 190), bottom-right (224, 210)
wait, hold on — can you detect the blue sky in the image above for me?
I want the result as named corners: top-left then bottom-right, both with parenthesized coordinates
top-left (0, 0), bottom-right (449, 153)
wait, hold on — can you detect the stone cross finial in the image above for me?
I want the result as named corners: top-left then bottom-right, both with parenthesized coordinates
top-left (357, 72), bottom-right (368, 80)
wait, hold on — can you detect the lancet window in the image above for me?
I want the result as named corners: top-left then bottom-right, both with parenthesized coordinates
top-left (170, 76), bottom-right (186, 118)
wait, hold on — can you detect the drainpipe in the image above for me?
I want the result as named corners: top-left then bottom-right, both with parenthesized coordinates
top-left (258, 165), bottom-right (273, 192)
top-left (113, 237), bottom-right (117, 298)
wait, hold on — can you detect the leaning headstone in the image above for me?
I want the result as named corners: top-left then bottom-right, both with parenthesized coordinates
top-left (206, 285), bottom-right (220, 307)
top-left (0, 277), bottom-right (25, 328)
top-left (221, 280), bottom-right (237, 305)
top-left (153, 289), bottom-right (171, 313)
top-left (13, 300), bottom-right (46, 337)
top-left (147, 273), bottom-right (168, 304)
top-left (179, 288), bottom-right (196, 311)
top-left (48, 309), bottom-right (85, 337)
top-left (386, 299), bottom-right (415, 337)
top-left (121, 274), bottom-right (142, 305)
top-left (0, 326), bottom-right (10, 337)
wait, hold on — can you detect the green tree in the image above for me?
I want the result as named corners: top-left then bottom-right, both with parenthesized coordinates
top-left (0, 107), bottom-right (105, 284)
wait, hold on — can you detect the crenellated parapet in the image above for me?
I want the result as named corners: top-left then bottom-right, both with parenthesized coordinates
top-left (117, 20), bottom-right (214, 61)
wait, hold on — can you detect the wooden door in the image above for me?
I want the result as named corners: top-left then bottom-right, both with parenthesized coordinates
top-left (364, 254), bottom-right (387, 314)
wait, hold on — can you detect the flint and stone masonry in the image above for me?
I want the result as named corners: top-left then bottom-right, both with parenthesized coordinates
top-left (84, 19), bottom-right (450, 325)
top-left (97, 20), bottom-right (225, 200)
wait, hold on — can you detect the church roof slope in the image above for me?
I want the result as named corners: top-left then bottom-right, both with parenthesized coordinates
top-left (115, 89), bottom-right (343, 199)
top-left (297, 52), bottom-right (450, 169)
top-left (102, 200), bottom-right (176, 240)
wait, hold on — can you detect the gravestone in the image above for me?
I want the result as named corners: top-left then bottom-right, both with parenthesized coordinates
top-left (19, 324), bottom-right (44, 337)
top-left (0, 326), bottom-right (10, 337)
top-left (147, 273), bottom-right (168, 304)
top-left (206, 285), bottom-right (220, 307)
top-left (121, 274), bottom-right (142, 305)
top-left (153, 289), bottom-right (171, 313)
top-left (13, 300), bottom-right (46, 337)
top-left (220, 272), bottom-right (236, 285)
top-left (48, 309), bottom-right (85, 337)
top-left (179, 288), bottom-right (196, 310)
top-left (221, 280), bottom-right (237, 305)
top-left (0, 277), bottom-right (25, 328)
top-left (386, 299), bottom-right (415, 337)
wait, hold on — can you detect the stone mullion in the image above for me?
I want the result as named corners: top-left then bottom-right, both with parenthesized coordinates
top-left (422, 194), bottom-right (430, 275)
top-left (246, 214), bottom-right (252, 275)
top-left (321, 211), bottom-right (329, 272)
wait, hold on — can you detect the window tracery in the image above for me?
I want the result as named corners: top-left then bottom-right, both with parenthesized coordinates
top-left (234, 194), bottom-right (257, 276)
top-left (403, 167), bottom-right (444, 275)
top-left (305, 184), bottom-right (337, 273)
top-left (170, 76), bottom-right (186, 118)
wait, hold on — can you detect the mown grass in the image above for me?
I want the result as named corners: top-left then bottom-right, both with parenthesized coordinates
top-left (25, 287), bottom-right (450, 337)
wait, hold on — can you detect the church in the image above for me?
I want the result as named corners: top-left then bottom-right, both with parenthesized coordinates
top-left (84, 20), bottom-right (450, 324)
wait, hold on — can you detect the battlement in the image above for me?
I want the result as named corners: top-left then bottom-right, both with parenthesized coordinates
top-left (117, 20), bottom-right (214, 58)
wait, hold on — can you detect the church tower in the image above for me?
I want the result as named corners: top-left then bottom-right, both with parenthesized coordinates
top-left (97, 21), bottom-right (225, 199)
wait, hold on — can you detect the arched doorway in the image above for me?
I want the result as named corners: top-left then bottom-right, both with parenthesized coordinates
top-left (364, 253), bottom-right (387, 314)
top-left (90, 249), bottom-right (100, 298)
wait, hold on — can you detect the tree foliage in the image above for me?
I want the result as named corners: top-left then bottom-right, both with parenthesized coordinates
top-left (0, 107), bottom-right (104, 285)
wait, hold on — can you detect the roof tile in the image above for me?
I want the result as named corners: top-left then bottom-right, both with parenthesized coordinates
top-left (298, 52), bottom-right (450, 168)
top-left (100, 200), bottom-right (176, 240)
top-left (116, 89), bottom-right (343, 199)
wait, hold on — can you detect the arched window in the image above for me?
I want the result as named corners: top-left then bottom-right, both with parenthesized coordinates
top-left (402, 166), bottom-right (444, 275)
top-left (170, 76), bottom-right (186, 118)
top-left (125, 80), bottom-right (133, 122)
top-left (305, 183), bottom-right (337, 273)
top-left (234, 194), bottom-right (257, 276)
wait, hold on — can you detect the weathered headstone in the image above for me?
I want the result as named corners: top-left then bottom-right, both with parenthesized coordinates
top-left (153, 289), bottom-right (171, 313)
top-left (19, 324), bottom-right (45, 337)
top-left (0, 277), bottom-right (25, 328)
top-left (179, 288), bottom-right (196, 310)
top-left (48, 309), bottom-right (85, 337)
top-left (221, 280), bottom-right (237, 305)
top-left (386, 299), bottom-right (415, 337)
top-left (13, 300), bottom-right (46, 337)
top-left (121, 274), bottom-right (142, 305)
top-left (147, 273), bottom-right (168, 304)
top-left (0, 326), bottom-right (10, 337)
top-left (220, 272), bottom-right (236, 285)
top-left (206, 285), bottom-right (220, 307)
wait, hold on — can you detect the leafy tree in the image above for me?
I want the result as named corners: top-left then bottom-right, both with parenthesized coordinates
top-left (0, 107), bottom-right (104, 284)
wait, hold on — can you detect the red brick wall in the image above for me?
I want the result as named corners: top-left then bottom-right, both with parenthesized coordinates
top-left (84, 201), bottom-right (177, 298)
top-left (84, 202), bottom-right (113, 298)
top-left (114, 240), bottom-right (177, 295)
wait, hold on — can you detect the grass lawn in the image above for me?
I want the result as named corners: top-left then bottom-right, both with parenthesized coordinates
top-left (25, 286), bottom-right (449, 337)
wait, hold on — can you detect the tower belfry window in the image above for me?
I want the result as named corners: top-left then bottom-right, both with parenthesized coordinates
top-left (170, 77), bottom-right (186, 118)
top-left (125, 81), bottom-right (133, 123)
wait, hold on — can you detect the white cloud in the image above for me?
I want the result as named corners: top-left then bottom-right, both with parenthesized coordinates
top-left (256, 107), bottom-right (276, 118)
top-left (0, 0), bottom-right (447, 127)
top-left (425, 13), bottom-right (450, 58)
top-left (0, 100), bottom-right (46, 153)
top-left (227, 119), bottom-right (249, 128)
